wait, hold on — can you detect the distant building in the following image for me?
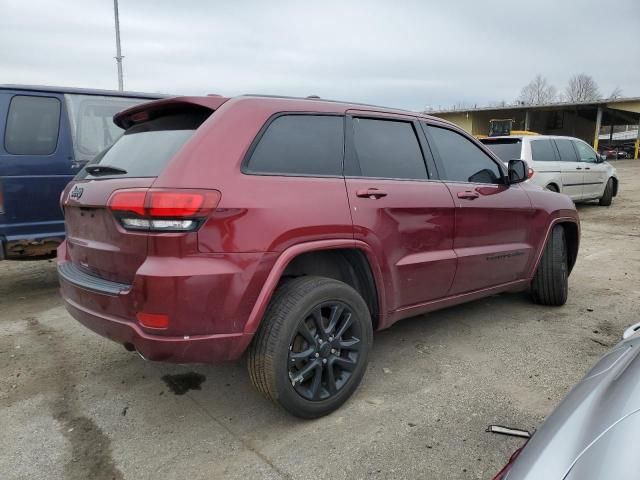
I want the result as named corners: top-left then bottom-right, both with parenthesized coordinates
top-left (428, 97), bottom-right (640, 159)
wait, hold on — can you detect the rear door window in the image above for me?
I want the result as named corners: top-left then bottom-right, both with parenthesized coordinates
top-left (245, 115), bottom-right (344, 176)
top-left (77, 110), bottom-right (211, 180)
top-left (5, 95), bottom-right (61, 155)
top-left (530, 139), bottom-right (557, 161)
top-left (554, 139), bottom-right (578, 162)
top-left (429, 126), bottom-right (503, 184)
top-left (479, 138), bottom-right (522, 161)
top-left (351, 117), bottom-right (427, 180)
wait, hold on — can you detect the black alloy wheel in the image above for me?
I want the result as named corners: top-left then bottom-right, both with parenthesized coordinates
top-left (288, 301), bottom-right (362, 401)
top-left (248, 276), bottom-right (372, 418)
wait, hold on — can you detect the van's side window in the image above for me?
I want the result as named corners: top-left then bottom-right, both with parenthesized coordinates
top-left (554, 139), bottom-right (578, 162)
top-left (245, 115), bottom-right (344, 176)
top-left (530, 139), bottom-right (557, 162)
top-left (352, 118), bottom-right (428, 180)
top-left (5, 96), bottom-right (61, 155)
top-left (64, 94), bottom-right (145, 162)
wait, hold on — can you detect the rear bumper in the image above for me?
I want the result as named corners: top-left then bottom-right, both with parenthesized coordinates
top-left (63, 296), bottom-right (253, 362)
top-left (57, 242), bottom-right (277, 363)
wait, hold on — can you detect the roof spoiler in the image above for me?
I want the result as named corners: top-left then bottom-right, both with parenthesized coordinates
top-left (114, 96), bottom-right (229, 129)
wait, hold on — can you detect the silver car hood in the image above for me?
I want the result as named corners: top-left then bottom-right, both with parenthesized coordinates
top-left (507, 334), bottom-right (640, 479)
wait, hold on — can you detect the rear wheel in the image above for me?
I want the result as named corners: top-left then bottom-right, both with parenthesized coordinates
top-left (545, 184), bottom-right (559, 193)
top-left (531, 225), bottom-right (568, 306)
top-left (599, 178), bottom-right (614, 206)
top-left (248, 276), bottom-right (373, 418)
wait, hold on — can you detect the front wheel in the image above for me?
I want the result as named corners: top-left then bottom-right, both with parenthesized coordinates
top-left (248, 276), bottom-right (373, 418)
top-left (599, 178), bottom-right (614, 206)
top-left (531, 225), bottom-right (568, 306)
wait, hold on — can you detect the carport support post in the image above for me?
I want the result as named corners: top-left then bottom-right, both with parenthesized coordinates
top-left (524, 110), bottom-right (530, 132)
top-left (593, 106), bottom-right (603, 151)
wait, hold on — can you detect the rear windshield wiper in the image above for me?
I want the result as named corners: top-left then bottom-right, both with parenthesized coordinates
top-left (84, 164), bottom-right (128, 176)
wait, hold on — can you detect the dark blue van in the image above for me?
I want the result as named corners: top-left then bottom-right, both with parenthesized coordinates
top-left (0, 85), bottom-right (162, 259)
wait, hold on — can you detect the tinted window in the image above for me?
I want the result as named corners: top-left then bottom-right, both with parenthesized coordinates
top-left (76, 110), bottom-right (210, 179)
top-left (574, 141), bottom-right (598, 162)
top-left (352, 118), bottom-right (427, 179)
top-left (65, 94), bottom-right (147, 162)
top-left (5, 95), bottom-right (61, 155)
top-left (530, 139), bottom-right (557, 162)
top-left (554, 139), bottom-right (578, 162)
top-left (479, 138), bottom-right (522, 161)
top-left (246, 115), bottom-right (343, 176)
top-left (429, 126), bottom-right (502, 183)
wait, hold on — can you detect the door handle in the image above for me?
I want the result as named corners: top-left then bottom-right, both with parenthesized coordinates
top-left (576, 167), bottom-right (583, 170)
top-left (356, 188), bottom-right (387, 199)
top-left (585, 167), bottom-right (591, 170)
top-left (457, 191), bottom-right (479, 200)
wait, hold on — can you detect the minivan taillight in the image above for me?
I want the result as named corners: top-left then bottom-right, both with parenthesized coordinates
top-left (108, 189), bottom-right (221, 232)
top-left (527, 167), bottom-right (535, 179)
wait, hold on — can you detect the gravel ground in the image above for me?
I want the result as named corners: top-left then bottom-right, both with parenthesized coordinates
top-left (1, 160), bottom-right (639, 480)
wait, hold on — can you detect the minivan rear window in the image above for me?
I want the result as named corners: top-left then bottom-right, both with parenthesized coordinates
top-left (530, 139), bottom-right (557, 161)
top-left (77, 110), bottom-right (211, 179)
top-left (479, 138), bottom-right (522, 162)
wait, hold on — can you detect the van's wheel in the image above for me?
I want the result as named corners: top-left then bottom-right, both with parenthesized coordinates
top-left (599, 178), bottom-right (614, 206)
top-left (545, 184), bottom-right (559, 193)
top-left (248, 276), bottom-right (373, 418)
top-left (531, 225), bottom-right (568, 306)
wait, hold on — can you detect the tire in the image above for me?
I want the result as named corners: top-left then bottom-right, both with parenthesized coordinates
top-left (531, 225), bottom-right (568, 306)
top-left (248, 276), bottom-right (373, 418)
top-left (545, 184), bottom-right (559, 193)
top-left (599, 178), bottom-right (614, 206)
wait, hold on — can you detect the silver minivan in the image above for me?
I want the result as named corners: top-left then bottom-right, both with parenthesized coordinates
top-left (481, 135), bottom-right (618, 206)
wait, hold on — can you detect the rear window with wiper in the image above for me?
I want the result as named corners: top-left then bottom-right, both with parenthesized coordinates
top-left (480, 138), bottom-right (523, 162)
top-left (77, 109), bottom-right (211, 180)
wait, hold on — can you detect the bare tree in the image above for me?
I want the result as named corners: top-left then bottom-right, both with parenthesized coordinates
top-left (565, 74), bottom-right (601, 102)
top-left (609, 86), bottom-right (623, 99)
top-left (518, 75), bottom-right (557, 104)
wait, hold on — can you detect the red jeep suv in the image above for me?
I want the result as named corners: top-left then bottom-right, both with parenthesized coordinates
top-left (58, 95), bottom-right (579, 417)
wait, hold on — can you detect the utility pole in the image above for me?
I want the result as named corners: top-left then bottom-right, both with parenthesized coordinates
top-left (113, 0), bottom-right (124, 91)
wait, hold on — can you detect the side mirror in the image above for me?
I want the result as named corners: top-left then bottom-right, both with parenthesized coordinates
top-left (597, 154), bottom-right (606, 163)
top-left (507, 159), bottom-right (528, 184)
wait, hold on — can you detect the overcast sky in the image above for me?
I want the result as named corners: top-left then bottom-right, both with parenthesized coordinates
top-left (2, 0), bottom-right (639, 110)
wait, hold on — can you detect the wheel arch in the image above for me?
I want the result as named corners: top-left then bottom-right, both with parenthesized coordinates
top-left (546, 182), bottom-right (560, 192)
top-left (561, 221), bottom-right (579, 273)
top-left (531, 218), bottom-right (579, 276)
top-left (243, 240), bottom-right (386, 335)
top-left (611, 176), bottom-right (619, 197)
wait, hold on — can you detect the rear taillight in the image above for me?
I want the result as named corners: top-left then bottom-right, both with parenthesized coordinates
top-left (109, 190), bottom-right (147, 216)
top-left (108, 189), bottom-right (221, 232)
top-left (527, 167), bottom-right (535, 179)
top-left (493, 446), bottom-right (524, 480)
